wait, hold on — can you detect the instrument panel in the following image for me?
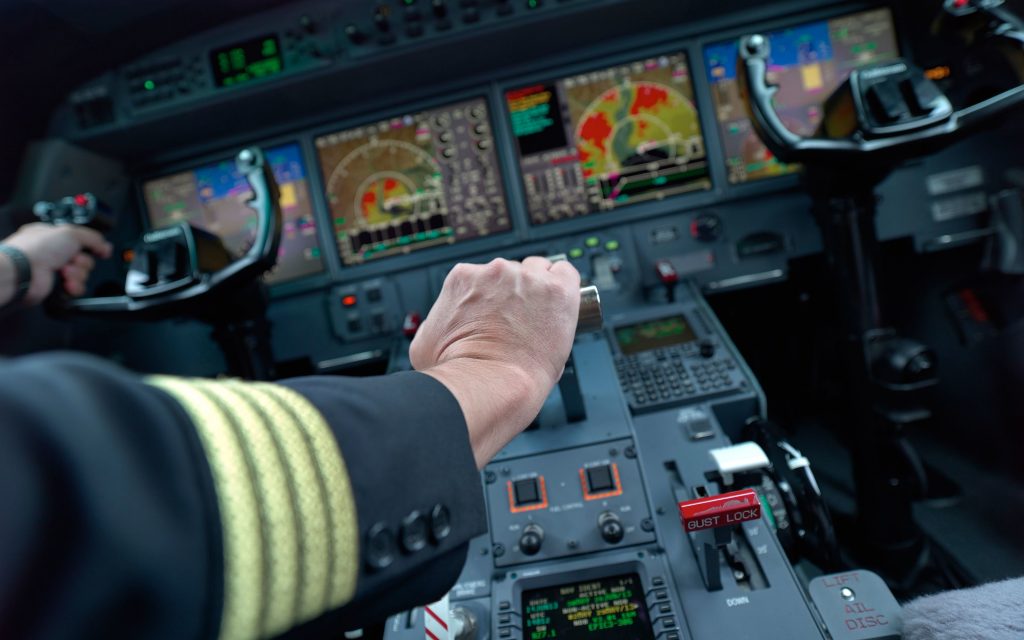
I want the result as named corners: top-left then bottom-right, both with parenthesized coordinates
top-left (105, 1), bottom-right (926, 296)
top-left (48, 0), bottom-right (1019, 375)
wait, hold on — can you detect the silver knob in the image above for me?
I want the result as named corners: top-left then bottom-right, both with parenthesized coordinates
top-left (548, 254), bottom-right (604, 335)
top-left (577, 285), bottom-right (603, 334)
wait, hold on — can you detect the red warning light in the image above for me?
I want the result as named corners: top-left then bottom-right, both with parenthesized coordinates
top-left (341, 294), bottom-right (358, 307)
top-left (74, 193), bottom-right (89, 207)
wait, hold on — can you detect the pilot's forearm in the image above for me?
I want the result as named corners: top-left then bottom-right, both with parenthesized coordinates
top-left (421, 358), bottom-right (544, 468)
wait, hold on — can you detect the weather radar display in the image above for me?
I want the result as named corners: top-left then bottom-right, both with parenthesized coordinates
top-left (507, 53), bottom-right (710, 225)
top-left (315, 98), bottom-right (511, 266)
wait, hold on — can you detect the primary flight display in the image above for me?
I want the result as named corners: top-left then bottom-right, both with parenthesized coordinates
top-left (315, 97), bottom-right (511, 266)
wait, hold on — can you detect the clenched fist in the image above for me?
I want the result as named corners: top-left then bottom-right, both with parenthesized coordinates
top-left (411, 257), bottom-right (580, 467)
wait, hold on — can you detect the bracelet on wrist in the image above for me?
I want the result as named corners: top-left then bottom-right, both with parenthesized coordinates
top-left (0, 244), bottom-right (32, 308)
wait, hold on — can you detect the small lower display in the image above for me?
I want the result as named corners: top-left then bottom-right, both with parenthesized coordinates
top-left (615, 315), bottom-right (697, 355)
top-left (522, 573), bottom-right (655, 640)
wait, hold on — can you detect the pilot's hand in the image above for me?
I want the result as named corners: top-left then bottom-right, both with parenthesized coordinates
top-left (2, 223), bottom-right (113, 305)
top-left (411, 257), bottom-right (580, 468)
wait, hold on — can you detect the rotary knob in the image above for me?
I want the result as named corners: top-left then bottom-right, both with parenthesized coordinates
top-left (599, 511), bottom-right (624, 544)
top-left (519, 523), bottom-right (544, 555)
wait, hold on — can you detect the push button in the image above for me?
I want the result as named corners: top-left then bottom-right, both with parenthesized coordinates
top-left (365, 522), bottom-right (396, 571)
top-left (400, 511), bottom-right (428, 553)
top-left (586, 465), bottom-right (615, 493)
top-left (429, 503), bottom-right (452, 542)
top-left (514, 478), bottom-right (540, 505)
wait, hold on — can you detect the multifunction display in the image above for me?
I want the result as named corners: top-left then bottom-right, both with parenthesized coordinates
top-left (704, 7), bottom-right (899, 183)
top-left (142, 143), bottom-right (323, 284)
top-left (615, 315), bottom-right (697, 355)
top-left (315, 97), bottom-right (511, 265)
top-left (522, 574), bottom-right (656, 640)
top-left (507, 53), bottom-right (711, 225)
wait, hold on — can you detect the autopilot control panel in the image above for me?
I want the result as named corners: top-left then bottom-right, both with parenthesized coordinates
top-left (37, 0), bottom-right (1024, 637)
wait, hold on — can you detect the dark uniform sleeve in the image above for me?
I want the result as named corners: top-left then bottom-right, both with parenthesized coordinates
top-left (0, 352), bottom-right (487, 640)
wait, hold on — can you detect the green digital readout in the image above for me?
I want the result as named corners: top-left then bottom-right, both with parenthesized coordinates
top-left (210, 35), bottom-right (283, 88)
top-left (522, 574), bottom-right (655, 640)
top-left (615, 315), bottom-right (697, 355)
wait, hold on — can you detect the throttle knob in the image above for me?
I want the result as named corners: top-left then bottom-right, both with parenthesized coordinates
top-left (519, 523), bottom-right (544, 555)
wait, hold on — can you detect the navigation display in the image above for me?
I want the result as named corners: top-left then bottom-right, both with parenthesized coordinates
top-left (704, 7), bottom-right (899, 184)
top-left (507, 53), bottom-right (711, 225)
top-left (615, 315), bottom-right (697, 355)
top-left (315, 97), bottom-right (511, 266)
top-left (142, 143), bottom-right (323, 284)
top-left (522, 573), bottom-right (655, 640)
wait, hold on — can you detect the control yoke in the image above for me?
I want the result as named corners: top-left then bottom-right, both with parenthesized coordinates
top-left (739, 0), bottom-right (1024, 167)
top-left (735, 0), bottom-right (1024, 581)
top-left (56, 147), bottom-right (282, 318)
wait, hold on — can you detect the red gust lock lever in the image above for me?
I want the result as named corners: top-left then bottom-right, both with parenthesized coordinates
top-left (678, 488), bottom-right (761, 533)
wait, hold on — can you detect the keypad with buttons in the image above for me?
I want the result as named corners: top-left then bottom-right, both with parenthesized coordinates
top-left (614, 342), bottom-right (741, 414)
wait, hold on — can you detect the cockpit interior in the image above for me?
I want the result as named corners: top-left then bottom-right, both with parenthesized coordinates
top-left (3, 0), bottom-right (1024, 638)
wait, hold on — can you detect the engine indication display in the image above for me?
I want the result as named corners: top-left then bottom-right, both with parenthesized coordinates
top-left (315, 98), bottom-right (511, 266)
top-left (507, 53), bottom-right (711, 225)
top-left (142, 143), bottom-right (323, 284)
top-left (522, 573), bottom-right (656, 640)
top-left (704, 7), bottom-right (899, 184)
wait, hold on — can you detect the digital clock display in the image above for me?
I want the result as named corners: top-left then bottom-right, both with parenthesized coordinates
top-left (210, 35), bottom-right (283, 88)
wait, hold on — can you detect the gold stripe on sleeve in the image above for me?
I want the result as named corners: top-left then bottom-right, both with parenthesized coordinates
top-left (223, 380), bottom-right (330, 624)
top-left (191, 381), bottom-right (299, 638)
top-left (147, 376), bottom-right (264, 640)
top-left (148, 376), bottom-right (360, 639)
top-left (255, 383), bottom-right (358, 611)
